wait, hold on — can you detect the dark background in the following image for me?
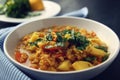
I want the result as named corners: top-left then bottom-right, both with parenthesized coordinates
top-left (0, 0), bottom-right (120, 80)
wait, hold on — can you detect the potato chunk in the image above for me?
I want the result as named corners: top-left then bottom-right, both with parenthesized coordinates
top-left (29, 32), bottom-right (39, 42)
top-left (58, 60), bottom-right (72, 71)
top-left (87, 46), bottom-right (107, 57)
top-left (72, 61), bottom-right (93, 70)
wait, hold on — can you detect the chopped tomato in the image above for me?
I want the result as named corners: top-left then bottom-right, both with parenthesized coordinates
top-left (15, 51), bottom-right (28, 63)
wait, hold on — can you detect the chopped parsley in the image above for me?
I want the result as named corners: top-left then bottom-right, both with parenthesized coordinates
top-left (56, 32), bottom-right (63, 42)
top-left (84, 56), bottom-right (96, 62)
top-left (102, 54), bottom-right (109, 62)
top-left (46, 33), bottom-right (53, 41)
top-left (67, 30), bottom-right (89, 50)
top-left (46, 29), bottom-right (53, 41)
top-left (56, 29), bottom-right (90, 50)
top-left (29, 38), bottom-right (42, 47)
top-left (95, 46), bottom-right (108, 52)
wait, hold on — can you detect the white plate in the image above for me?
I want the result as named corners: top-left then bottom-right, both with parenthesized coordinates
top-left (0, 1), bottom-right (61, 23)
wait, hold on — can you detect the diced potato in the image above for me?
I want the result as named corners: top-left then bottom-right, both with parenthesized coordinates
top-left (87, 46), bottom-right (106, 57)
top-left (58, 60), bottom-right (72, 71)
top-left (72, 61), bottom-right (93, 70)
top-left (29, 32), bottom-right (39, 42)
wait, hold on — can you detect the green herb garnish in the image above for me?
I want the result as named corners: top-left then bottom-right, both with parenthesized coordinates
top-left (95, 46), bottom-right (108, 52)
top-left (56, 32), bottom-right (64, 42)
top-left (46, 33), bottom-right (53, 41)
top-left (84, 56), bottom-right (96, 62)
top-left (68, 32), bottom-right (89, 50)
top-left (45, 29), bottom-right (90, 50)
top-left (0, 0), bottom-right (31, 18)
top-left (29, 38), bottom-right (42, 47)
top-left (102, 54), bottom-right (109, 62)
top-left (56, 29), bottom-right (90, 50)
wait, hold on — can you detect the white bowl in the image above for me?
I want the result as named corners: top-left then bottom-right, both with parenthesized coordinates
top-left (4, 17), bottom-right (120, 80)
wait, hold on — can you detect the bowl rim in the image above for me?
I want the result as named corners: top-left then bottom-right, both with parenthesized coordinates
top-left (4, 16), bottom-right (120, 74)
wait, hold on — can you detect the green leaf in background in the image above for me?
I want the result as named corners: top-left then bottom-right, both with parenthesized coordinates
top-left (0, 0), bottom-right (32, 18)
top-left (6, 0), bottom-right (31, 18)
